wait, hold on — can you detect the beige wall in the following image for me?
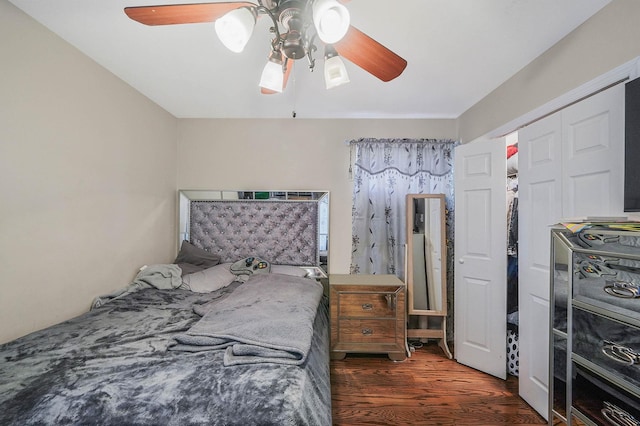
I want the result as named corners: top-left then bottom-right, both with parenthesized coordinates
top-left (0, 1), bottom-right (178, 343)
top-left (458, 0), bottom-right (640, 142)
top-left (176, 119), bottom-right (457, 273)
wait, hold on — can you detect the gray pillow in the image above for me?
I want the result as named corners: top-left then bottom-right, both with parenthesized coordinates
top-left (182, 263), bottom-right (236, 293)
top-left (174, 240), bottom-right (221, 275)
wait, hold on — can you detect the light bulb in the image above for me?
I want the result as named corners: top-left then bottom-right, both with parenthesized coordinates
top-left (215, 7), bottom-right (255, 53)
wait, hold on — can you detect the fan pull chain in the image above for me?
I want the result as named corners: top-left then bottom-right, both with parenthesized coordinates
top-left (291, 64), bottom-right (297, 118)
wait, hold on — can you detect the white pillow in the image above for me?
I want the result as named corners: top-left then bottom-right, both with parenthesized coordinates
top-left (270, 264), bottom-right (308, 277)
top-left (182, 263), bottom-right (236, 293)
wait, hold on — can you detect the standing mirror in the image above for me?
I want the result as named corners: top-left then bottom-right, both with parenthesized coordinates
top-left (406, 193), bottom-right (451, 358)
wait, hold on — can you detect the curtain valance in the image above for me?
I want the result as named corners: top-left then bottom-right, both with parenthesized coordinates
top-left (350, 138), bottom-right (455, 178)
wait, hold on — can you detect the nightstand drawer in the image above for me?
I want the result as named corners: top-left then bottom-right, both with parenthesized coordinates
top-left (339, 293), bottom-right (396, 318)
top-left (338, 319), bottom-right (396, 343)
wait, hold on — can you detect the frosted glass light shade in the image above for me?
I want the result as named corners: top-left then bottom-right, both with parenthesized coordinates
top-left (259, 59), bottom-right (284, 93)
top-left (215, 7), bottom-right (255, 53)
top-left (324, 55), bottom-right (349, 89)
top-left (313, 0), bottom-right (350, 44)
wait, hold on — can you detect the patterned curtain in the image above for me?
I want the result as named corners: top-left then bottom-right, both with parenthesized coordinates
top-left (350, 138), bottom-right (456, 282)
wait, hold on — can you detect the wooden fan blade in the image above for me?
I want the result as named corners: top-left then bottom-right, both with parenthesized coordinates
top-left (261, 57), bottom-right (293, 95)
top-left (334, 26), bottom-right (407, 82)
top-left (124, 2), bottom-right (255, 26)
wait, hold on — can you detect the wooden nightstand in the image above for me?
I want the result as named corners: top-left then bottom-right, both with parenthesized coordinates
top-left (329, 274), bottom-right (406, 361)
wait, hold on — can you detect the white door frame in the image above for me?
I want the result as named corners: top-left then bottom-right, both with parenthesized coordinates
top-left (486, 57), bottom-right (640, 140)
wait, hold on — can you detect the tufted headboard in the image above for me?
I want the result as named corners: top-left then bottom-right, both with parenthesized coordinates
top-left (179, 191), bottom-right (329, 267)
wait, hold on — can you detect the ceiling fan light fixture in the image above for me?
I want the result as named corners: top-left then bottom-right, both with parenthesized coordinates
top-left (124, 2), bottom-right (408, 93)
top-left (324, 46), bottom-right (349, 89)
top-left (259, 53), bottom-right (284, 93)
top-left (214, 7), bottom-right (256, 53)
top-left (312, 0), bottom-right (350, 44)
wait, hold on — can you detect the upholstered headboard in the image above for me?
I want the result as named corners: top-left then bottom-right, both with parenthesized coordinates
top-left (179, 191), bottom-right (329, 267)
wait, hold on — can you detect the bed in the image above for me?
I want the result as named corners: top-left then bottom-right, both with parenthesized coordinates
top-left (0, 190), bottom-right (332, 425)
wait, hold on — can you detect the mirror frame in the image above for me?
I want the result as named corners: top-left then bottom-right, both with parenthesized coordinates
top-left (178, 190), bottom-right (330, 270)
top-left (405, 193), bottom-right (447, 315)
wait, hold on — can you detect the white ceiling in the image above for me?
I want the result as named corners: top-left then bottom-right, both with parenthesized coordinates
top-left (10, 0), bottom-right (611, 119)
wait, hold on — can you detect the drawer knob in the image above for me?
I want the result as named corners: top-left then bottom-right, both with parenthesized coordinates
top-left (603, 279), bottom-right (640, 299)
top-left (361, 328), bottom-right (373, 336)
top-left (361, 303), bottom-right (373, 310)
top-left (601, 401), bottom-right (640, 426)
top-left (602, 340), bottom-right (640, 366)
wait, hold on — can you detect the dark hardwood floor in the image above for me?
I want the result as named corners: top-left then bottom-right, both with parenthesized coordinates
top-left (330, 342), bottom-right (547, 426)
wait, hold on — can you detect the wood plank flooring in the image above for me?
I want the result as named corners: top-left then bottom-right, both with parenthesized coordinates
top-left (331, 342), bottom-right (547, 425)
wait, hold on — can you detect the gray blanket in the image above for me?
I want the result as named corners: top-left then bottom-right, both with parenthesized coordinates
top-left (170, 273), bottom-right (323, 366)
top-left (91, 264), bottom-right (183, 309)
top-left (0, 287), bottom-right (332, 425)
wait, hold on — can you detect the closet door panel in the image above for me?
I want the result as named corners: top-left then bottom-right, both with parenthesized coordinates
top-left (562, 84), bottom-right (625, 217)
top-left (527, 293), bottom-right (550, 394)
top-left (454, 139), bottom-right (507, 380)
top-left (567, 171), bottom-right (612, 216)
top-left (517, 83), bottom-right (624, 419)
top-left (518, 110), bottom-right (563, 419)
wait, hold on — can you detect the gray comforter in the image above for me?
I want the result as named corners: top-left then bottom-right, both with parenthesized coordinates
top-left (170, 273), bottom-right (324, 366)
top-left (0, 277), bottom-right (331, 425)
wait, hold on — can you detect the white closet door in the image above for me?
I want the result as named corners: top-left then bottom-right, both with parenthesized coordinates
top-left (517, 83), bottom-right (625, 418)
top-left (518, 111), bottom-right (563, 419)
top-left (454, 138), bottom-right (507, 379)
top-left (562, 84), bottom-right (625, 218)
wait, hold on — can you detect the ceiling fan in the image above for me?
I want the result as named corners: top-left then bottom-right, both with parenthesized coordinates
top-left (124, 0), bottom-right (407, 94)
